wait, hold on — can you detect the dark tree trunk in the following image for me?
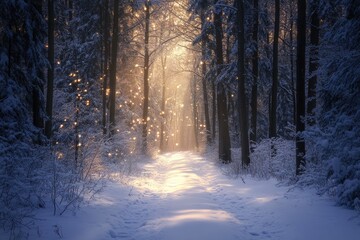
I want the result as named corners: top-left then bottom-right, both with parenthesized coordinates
top-left (269, 0), bottom-right (280, 139)
top-left (296, 0), bottom-right (306, 175)
top-left (290, 0), bottom-right (296, 125)
top-left (102, 0), bottom-right (110, 135)
top-left (250, 0), bottom-right (259, 146)
top-left (142, 0), bottom-right (150, 154)
top-left (236, 0), bottom-right (250, 166)
top-left (45, 0), bottom-right (54, 139)
top-left (211, 80), bottom-right (216, 140)
top-left (214, 0), bottom-right (231, 163)
top-left (33, 84), bottom-right (43, 129)
top-left (307, 0), bottom-right (319, 126)
top-left (31, 0), bottom-right (44, 131)
top-left (109, 0), bottom-right (119, 134)
top-left (201, 10), bottom-right (212, 144)
top-left (31, 1), bottom-right (44, 130)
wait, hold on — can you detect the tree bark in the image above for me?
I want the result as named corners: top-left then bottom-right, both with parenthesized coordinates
top-left (236, 0), bottom-right (250, 166)
top-left (250, 0), bottom-right (259, 146)
top-left (269, 0), bottom-right (280, 139)
top-left (307, 0), bottom-right (319, 126)
top-left (214, 0), bottom-right (231, 163)
top-left (296, 0), bottom-right (306, 175)
top-left (45, 0), bottom-right (54, 139)
top-left (160, 54), bottom-right (167, 152)
top-left (289, 0), bottom-right (296, 125)
top-left (200, 10), bottom-right (212, 144)
top-left (142, 0), bottom-right (151, 154)
top-left (102, 0), bottom-right (110, 135)
top-left (109, 0), bottom-right (119, 134)
top-left (211, 80), bottom-right (216, 140)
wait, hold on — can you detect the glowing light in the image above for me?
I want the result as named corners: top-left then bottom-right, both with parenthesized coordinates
top-left (60, 124), bottom-right (64, 128)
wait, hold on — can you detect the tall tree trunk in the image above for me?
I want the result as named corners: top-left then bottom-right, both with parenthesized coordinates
top-left (160, 54), bottom-right (167, 152)
top-left (102, 0), bottom-right (110, 135)
top-left (290, 0), bottom-right (296, 125)
top-left (32, 0), bottom-right (44, 131)
top-left (250, 0), bottom-right (259, 146)
top-left (269, 0), bottom-right (280, 139)
top-left (307, 0), bottom-right (319, 126)
top-left (192, 73), bottom-right (199, 150)
top-left (142, 0), bottom-right (150, 154)
top-left (201, 10), bottom-right (212, 144)
top-left (214, 0), bottom-right (231, 163)
top-left (45, 0), bottom-right (54, 139)
top-left (109, 0), bottom-right (119, 134)
top-left (211, 80), bottom-right (216, 140)
top-left (296, 0), bottom-right (306, 175)
top-left (236, 0), bottom-right (250, 166)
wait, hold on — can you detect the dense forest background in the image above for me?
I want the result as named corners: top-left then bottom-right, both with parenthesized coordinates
top-left (0, 0), bottom-right (359, 235)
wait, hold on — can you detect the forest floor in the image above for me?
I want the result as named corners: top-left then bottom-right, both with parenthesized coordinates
top-left (16, 152), bottom-right (360, 239)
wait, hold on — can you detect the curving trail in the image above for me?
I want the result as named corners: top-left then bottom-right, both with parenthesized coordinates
top-left (29, 152), bottom-right (360, 240)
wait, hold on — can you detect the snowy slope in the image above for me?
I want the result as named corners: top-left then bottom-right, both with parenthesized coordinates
top-left (4, 152), bottom-right (360, 240)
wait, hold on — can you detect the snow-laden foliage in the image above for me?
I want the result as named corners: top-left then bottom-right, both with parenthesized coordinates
top-left (304, 1), bottom-right (360, 210)
top-left (0, 0), bottom-right (48, 233)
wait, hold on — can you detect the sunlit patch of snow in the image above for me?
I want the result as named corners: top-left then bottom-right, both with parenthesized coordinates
top-left (145, 209), bottom-right (241, 230)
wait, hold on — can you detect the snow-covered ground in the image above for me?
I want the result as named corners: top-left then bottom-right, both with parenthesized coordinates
top-left (7, 152), bottom-right (360, 239)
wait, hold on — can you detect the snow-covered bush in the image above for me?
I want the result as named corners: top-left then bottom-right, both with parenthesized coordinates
top-left (49, 138), bottom-right (105, 216)
top-left (249, 138), bottom-right (296, 181)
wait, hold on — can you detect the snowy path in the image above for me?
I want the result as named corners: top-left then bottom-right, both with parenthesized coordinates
top-left (30, 152), bottom-right (359, 239)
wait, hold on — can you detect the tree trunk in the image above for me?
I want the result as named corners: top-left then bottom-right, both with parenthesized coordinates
top-left (102, 0), bottom-right (110, 135)
top-left (214, 0), bottom-right (231, 163)
top-left (269, 0), bottom-right (280, 139)
top-left (289, 0), bottom-right (296, 125)
top-left (109, 0), bottom-right (119, 134)
top-left (31, 0), bottom-right (44, 131)
top-left (142, 0), bottom-right (150, 154)
top-left (45, 0), bottom-right (54, 139)
top-left (192, 73), bottom-right (199, 150)
top-left (296, 0), bottom-right (306, 175)
top-left (307, 0), bottom-right (319, 126)
top-left (201, 10), bottom-right (212, 144)
top-left (236, 0), bottom-right (250, 166)
top-left (160, 54), bottom-right (167, 152)
top-left (250, 0), bottom-right (259, 146)
top-left (211, 80), bottom-right (216, 140)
